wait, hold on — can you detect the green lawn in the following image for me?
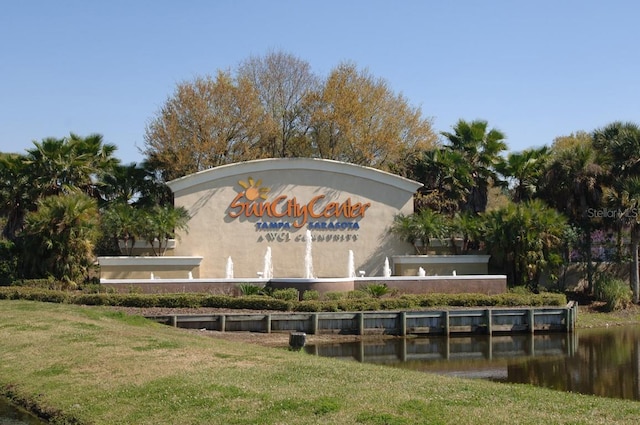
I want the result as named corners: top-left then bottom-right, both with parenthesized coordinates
top-left (2, 300), bottom-right (640, 425)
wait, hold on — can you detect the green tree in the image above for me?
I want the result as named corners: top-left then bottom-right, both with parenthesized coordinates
top-left (390, 209), bottom-right (447, 254)
top-left (406, 148), bottom-right (472, 216)
top-left (448, 211), bottom-right (483, 254)
top-left (138, 205), bottom-right (190, 256)
top-left (593, 121), bottom-right (640, 303)
top-left (0, 153), bottom-right (35, 240)
top-left (619, 177), bottom-right (640, 303)
top-left (21, 193), bottom-right (99, 283)
top-left (99, 161), bottom-right (173, 208)
top-left (539, 143), bottom-right (604, 292)
top-left (441, 119), bottom-right (507, 213)
top-left (496, 146), bottom-right (550, 203)
top-left (100, 202), bottom-right (144, 255)
top-left (482, 200), bottom-right (568, 289)
top-left (593, 121), bottom-right (640, 262)
top-left (25, 133), bottom-right (119, 198)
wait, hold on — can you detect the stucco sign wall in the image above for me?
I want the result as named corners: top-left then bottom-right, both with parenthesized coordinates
top-left (167, 158), bottom-right (422, 278)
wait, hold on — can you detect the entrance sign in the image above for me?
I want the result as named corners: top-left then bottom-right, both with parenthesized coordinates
top-left (228, 179), bottom-right (372, 228)
top-left (167, 158), bottom-right (421, 278)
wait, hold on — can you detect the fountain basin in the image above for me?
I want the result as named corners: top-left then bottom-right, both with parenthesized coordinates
top-left (97, 256), bottom-right (203, 280)
top-left (392, 255), bottom-right (490, 276)
top-left (100, 274), bottom-right (507, 297)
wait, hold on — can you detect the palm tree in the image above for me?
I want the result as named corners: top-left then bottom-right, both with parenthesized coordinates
top-left (138, 205), bottom-right (190, 256)
top-left (407, 148), bottom-right (472, 216)
top-left (593, 122), bottom-right (640, 258)
top-left (496, 146), bottom-right (550, 203)
top-left (21, 193), bottom-right (99, 283)
top-left (448, 212), bottom-right (483, 254)
top-left (100, 202), bottom-right (144, 255)
top-left (539, 143), bottom-right (604, 292)
top-left (0, 153), bottom-right (36, 240)
top-left (619, 177), bottom-right (640, 303)
top-left (25, 133), bottom-right (119, 199)
top-left (482, 200), bottom-right (568, 289)
top-left (592, 121), bottom-right (640, 302)
top-left (390, 209), bottom-right (446, 254)
top-left (441, 119), bottom-right (507, 213)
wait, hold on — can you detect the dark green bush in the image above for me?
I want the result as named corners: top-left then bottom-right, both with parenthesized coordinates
top-left (271, 288), bottom-right (299, 301)
top-left (231, 296), bottom-right (293, 311)
top-left (0, 287), bottom-right (70, 303)
top-left (73, 293), bottom-right (117, 306)
top-left (346, 290), bottom-right (369, 300)
top-left (201, 295), bottom-right (236, 308)
top-left (323, 291), bottom-right (344, 301)
top-left (301, 290), bottom-right (320, 301)
top-left (0, 239), bottom-right (17, 286)
top-left (336, 299), bottom-right (381, 311)
top-left (115, 294), bottom-right (160, 308)
top-left (0, 286), bottom-right (568, 311)
top-left (379, 298), bottom-right (414, 310)
top-left (156, 294), bottom-right (205, 308)
top-left (294, 300), bottom-right (324, 312)
top-left (80, 283), bottom-right (115, 294)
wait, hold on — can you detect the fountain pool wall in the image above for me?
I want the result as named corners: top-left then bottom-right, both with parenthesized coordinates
top-left (100, 274), bottom-right (507, 296)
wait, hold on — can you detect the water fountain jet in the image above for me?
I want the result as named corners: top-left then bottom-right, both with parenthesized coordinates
top-left (263, 247), bottom-right (273, 279)
top-left (225, 256), bottom-right (234, 279)
top-left (383, 257), bottom-right (391, 277)
top-left (304, 230), bottom-right (314, 279)
top-left (347, 250), bottom-right (356, 278)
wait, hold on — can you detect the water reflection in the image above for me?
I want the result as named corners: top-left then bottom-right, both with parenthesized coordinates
top-left (0, 397), bottom-right (47, 424)
top-left (305, 326), bottom-right (640, 400)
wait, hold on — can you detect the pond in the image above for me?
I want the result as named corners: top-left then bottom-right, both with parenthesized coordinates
top-left (304, 326), bottom-right (640, 400)
top-left (0, 397), bottom-right (47, 424)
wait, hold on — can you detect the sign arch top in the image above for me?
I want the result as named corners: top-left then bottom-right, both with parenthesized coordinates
top-left (167, 158), bottom-right (422, 194)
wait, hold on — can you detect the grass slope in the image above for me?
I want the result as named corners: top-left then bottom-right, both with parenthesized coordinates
top-left (1, 300), bottom-right (639, 424)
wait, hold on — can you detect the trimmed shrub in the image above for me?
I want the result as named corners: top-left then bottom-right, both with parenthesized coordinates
top-left (271, 288), bottom-right (299, 301)
top-left (346, 290), bottom-right (369, 300)
top-left (336, 299), bottom-right (381, 311)
top-left (155, 293), bottom-right (206, 308)
top-left (301, 290), bottom-right (320, 301)
top-left (201, 295), bottom-right (236, 309)
top-left (294, 300), bottom-right (324, 312)
top-left (324, 291), bottom-right (345, 301)
top-left (0, 285), bottom-right (569, 311)
top-left (73, 293), bottom-right (117, 306)
top-left (379, 298), bottom-right (414, 310)
top-left (0, 287), bottom-right (70, 303)
top-left (232, 296), bottom-right (292, 311)
top-left (115, 294), bottom-right (160, 308)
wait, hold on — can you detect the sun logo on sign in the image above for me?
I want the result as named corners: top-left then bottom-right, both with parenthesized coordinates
top-left (237, 177), bottom-right (270, 201)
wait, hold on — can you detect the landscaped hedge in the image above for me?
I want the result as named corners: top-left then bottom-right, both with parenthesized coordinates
top-left (0, 286), bottom-right (568, 312)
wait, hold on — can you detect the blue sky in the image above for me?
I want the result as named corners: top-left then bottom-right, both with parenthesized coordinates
top-left (1, 0), bottom-right (639, 165)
